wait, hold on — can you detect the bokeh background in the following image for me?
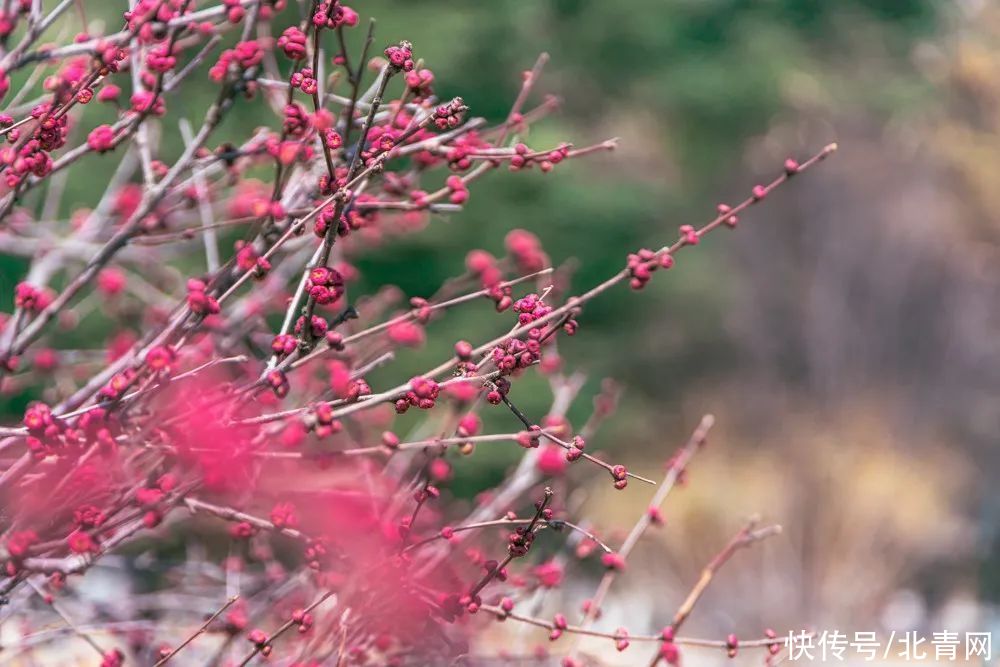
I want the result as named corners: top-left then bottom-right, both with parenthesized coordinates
top-left (1, 0), bottom-right (999, 664)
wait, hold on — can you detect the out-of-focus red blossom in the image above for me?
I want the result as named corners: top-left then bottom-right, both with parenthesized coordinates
top-left (255, 474), bottom-right (469, 651)
top-left (7, 463), bottom-right (117, 538)
top-left (106, 330), bottom-right (138, 362)
top-left (443, 379), bottom-right (479, 403)
top-left (533, 560), bottom-right (565, 588)
top-left (270, 502), bottom-right (298, 528)
top-left (428, 458), bottom-right (452, 483)
top-left (6, 531), bottom-right (38, 559)
top-left (66, 529), bottom-right (98, 554)
top-left (602, 552), bottom-right (627, 570)
top-left (386, 320), bottom-right (425, 347)
top-left (100, 649), bottom-right (124, 667)
top-left (536, 443), bottom-right (568, 476)
top-left (505, 229), bottom-right (549, 273)
top-left (209, 40), bottom-right (264, 81)
top-left (97, 267), bottom-right (127, 297)
top-left (113, 183), bottom-right (144, 220)
top-left (87, 124), bottom-right (116, 153)
top-left (153, 372), bottom-right (256, 493)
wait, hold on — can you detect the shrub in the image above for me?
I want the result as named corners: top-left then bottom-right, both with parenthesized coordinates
top-left (0, 1), bottom-right (834, 664)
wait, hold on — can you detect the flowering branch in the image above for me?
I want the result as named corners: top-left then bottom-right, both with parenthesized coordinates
top-left (0, 2), bottom-right (837, 663)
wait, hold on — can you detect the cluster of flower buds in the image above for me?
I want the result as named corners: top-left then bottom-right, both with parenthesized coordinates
top-left (97, 43), bottom-right (128, 75)
top-left (358, 126), bottom-right (402, 169)
top-left (271, 333), bottom-right (298, 357)
top-left (613, 628), bottom-right (631, 652)
top-left (282, 102), bottom-right (311, 136)
top-left (146, 43), bottom-right (178, 73)
top-left (564, 435), bottom-right (586, 462)
top-left (295, 314), bottom-right (329, 339)
top-left (327, 360), bottom-right (370, 402)
top-left (144, 345), bottom-right (176, 373)
top-left (453, 340), bottom-right (477, 373)
top-left (247, 628), bottom-right (271, 655)
top-left (717, 203), bottom-right (739, 228)
top-left (445, 174), bottom-right (469, 204)
top-left (291, 608), bottom-right (315, 634)
top-left (384, 41), bottom-right (415, 72)
top-left (270, 502), bottom-right (298, 528)
top-left (395, 376), bottom-right (440, 413)
top-left (234, 242), bottom-right (272, 279)
top-left (312, 402), bottom-right (343, 437)
top-left (1, 102), bottom-right (71, 187)
top-left (33, 106), bottom-right (70, 153)
top-left (492, 337), bottom-right (542, 374)
top-left (443, 132), bottom-right (490, 171)
top-left (513, 293), bottom-right (552, 326)
top-left (209, 40), bottom-right (265, 82)
top-left (449, 413), bottom-right (480, 454)
top-left (23, 402), bottom-right (59, 437)
top-left (314, 201), bottom-right (350, 237)
top-left (133, 475), bottom-right (175, 528)
top-left (306, 266), bottom-right (345, 306)
top-left (679, 224), bottom-right (699, 246)
top-left (610, 463), bottom-right (629, 490)
top-left (24, 405), bottom-right (114, 459)
top-left (73, 504), bottom-right (107, 530)
top-left (765, 628), bottom-right (781, 655)
top-left (13, 282), bottom-right (53, 312)
top-left (660, 627), bottom-right (681, 665)
top-left (312, 1), bottom-right (359, 30)
top-left (627, 248), bottom-right (674, 290)
top-left (485, 281), bottom-right (513, 314)
top-left (267, 369), bottom-right (290, 398)
top-left (186, 278), bottom-right (220, 315)
top-left (65, 528), bottom-right (97, 553)
top-left (459, 590), bottom-right (484, 615)
top-left (277, 26), bottom-right (308, 59)
top-left (433, 98), bottom-right (465, 129)
top-left (726, 633), bottom-right (739, 658)
top-left (485, 377), bottom-right (512, 405)
top-left (516, 425), bottom-right (544, 449)
top-left (405, 68), bottom-right (434, 98)
top-left (323, 126), bottom-right (344, 152)
top-left (87, 124), bottom-right (117, 153)
top-left (130, 90), bottom-right (165, 116)
top-left (303, 538), bottom-right (330, 571)
top-left (509, 142), bottom-right (570, 174)
top-left (1, 138), bottom-right (52, 187)
top-left (5, 530), bottom-right (39, 568)
top-left (508, 517), bottom-right (546, 557)
top-left (254, 135), bottom-right (315, 170)
top-left (230, 521), bottom-right (257, 540)
top-left (549, 613), bottom-right (568, 640)
top-left (289, 67), bottom-right (318, 95)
